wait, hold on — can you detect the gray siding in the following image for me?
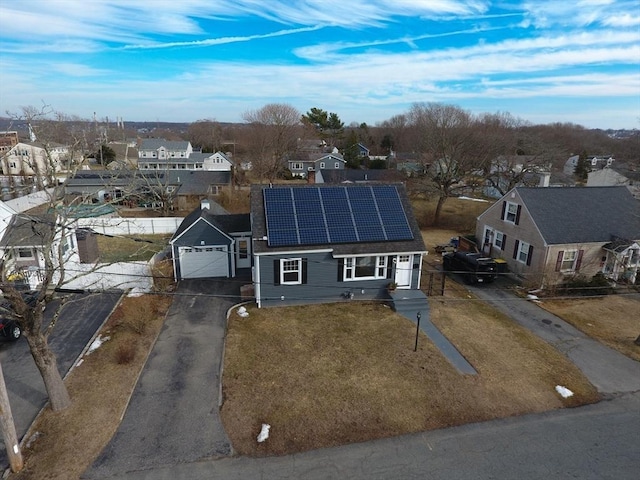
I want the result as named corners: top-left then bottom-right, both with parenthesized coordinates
top-left (257, 251), bottom-right (422, 308)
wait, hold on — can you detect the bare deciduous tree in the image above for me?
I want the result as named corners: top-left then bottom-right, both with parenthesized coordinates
top-left (242, 103), bottom-right (301, 182)
top-left (407, 102), bottom-right (480, 225)
top-left (0, 106), bottom-right (155, 412)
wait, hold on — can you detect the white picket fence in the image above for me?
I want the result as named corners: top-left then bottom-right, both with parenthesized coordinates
top-left (77, 217), bottom-right (184, 235)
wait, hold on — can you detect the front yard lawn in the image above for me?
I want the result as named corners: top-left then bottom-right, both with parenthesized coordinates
top-left (540, 295), bottom-right (640, 362)
top-left (221, 295), bottom-right (599, 456)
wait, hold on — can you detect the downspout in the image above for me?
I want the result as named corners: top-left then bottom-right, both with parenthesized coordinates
top-left (254, 255), bottom-right (261, 308)
top-left (417, 252), bottom-right (425, 289)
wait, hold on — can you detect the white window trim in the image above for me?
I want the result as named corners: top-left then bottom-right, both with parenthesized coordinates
top-left (17, 247), bottom-right (34, 259)
top-left (505, 202), bottom-right (518, 224)
top-left (344, 255), bottom-right (387, 281)
top-left (517, 241), bottom-right (530, 264)
top-left (334, 162), bottom-right (340, 169)
top-left (280, 258), bottom-right (303, 285)
top-left (494, 231), bottom-right (505, 249)
top-left (560, 250), bottom-right (578, 271)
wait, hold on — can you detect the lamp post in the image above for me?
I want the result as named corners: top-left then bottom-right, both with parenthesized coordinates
top-left (414, 311), bottom-right (421, 352)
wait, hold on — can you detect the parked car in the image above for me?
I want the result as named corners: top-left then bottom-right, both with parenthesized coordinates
top-left (0, 318), bottom-right (21, 341)
top-left (0, 291), bottom-right (38, 342)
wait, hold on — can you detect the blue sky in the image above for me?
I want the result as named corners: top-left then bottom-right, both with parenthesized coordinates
top-left (1, 0), bottom-right (639, 129)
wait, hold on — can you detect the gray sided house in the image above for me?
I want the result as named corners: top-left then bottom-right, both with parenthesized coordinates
top-left (476, 186), bottom-right (640, 287)
top-left (250, 183), bottom-right (426, 308)
top-left (170, 202), bottom-right (251, 279)
top-left (288, 151), bottom-right (345, 178)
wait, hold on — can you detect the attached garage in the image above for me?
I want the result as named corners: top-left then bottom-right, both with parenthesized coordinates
top-left (177, 245), bottom-right (229, 279)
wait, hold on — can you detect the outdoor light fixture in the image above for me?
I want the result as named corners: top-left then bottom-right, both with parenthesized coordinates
top-left (414, 311), bottom-right (422, 352)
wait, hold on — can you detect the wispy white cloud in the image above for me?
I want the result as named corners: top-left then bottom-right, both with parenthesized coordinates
top-left (121, 25), bottom-right (326, 50)
top-left (602, 13), bottom-right (640, 27)
top-left (0, 0), bottom-right (638, 128)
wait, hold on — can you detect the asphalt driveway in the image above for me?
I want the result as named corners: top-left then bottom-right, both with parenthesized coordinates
top-left (0, 291), bottom-right (123, 470)
top-left (468, 277), bottom-right (640, 395)
top-left (85, 277), bottom-right (247, 478)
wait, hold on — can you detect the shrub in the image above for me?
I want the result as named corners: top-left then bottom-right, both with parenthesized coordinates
top-left (558, 273), bottom-right (613, 296)
top-left (115, 340), bottom-right (136, 364)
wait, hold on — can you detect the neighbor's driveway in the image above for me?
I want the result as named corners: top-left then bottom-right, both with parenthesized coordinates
top-left (468, 279), bottom-right (640, 395)
top-left (0, 291), bottom-right (122, 470)
top-left (85, 278), bottom-right (244, 478)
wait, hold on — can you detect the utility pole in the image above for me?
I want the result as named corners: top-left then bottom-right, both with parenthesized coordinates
top-left (0, 360), bottom-right (23, 472)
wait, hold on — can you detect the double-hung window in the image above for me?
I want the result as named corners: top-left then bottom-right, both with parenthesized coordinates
top-left (505, 202), bottom-right (518, 223)
top-left (281, 258), bottom-right (303, 285)
top-left (494, 231), bottom-right (505, 249)
top-left (517, 241), bottom-right (531, 264)
top-left (561, 250), bottom-right (577, 271)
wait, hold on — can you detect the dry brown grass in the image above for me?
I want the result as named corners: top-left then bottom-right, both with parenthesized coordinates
top-left (217, 187), bottom-right (251, 213)
top-left (9, 295), bottom-right (172, 480)
top-left (539, 295), bottom-right (640, 361)
top-left (220, 297), bottom-right (599, 456)
top-left (411, 196), bottom-right (491, 231)
top-left (96, 234), bottom-right (170, 263)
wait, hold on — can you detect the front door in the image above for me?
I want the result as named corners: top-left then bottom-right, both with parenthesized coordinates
top-left (235, 238), bottom-right (251, 268)
top-left (394, 254), bottom-right (412, 288)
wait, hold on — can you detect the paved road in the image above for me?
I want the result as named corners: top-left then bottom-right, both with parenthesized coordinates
top-left (85, 278), bottom-right (245, 479)
top-left (468, 279), bottom-right (640, 394)
top-left (88, 391), bottom-right (640, 480)
top-left (83, 277), bottom-right (640, 479)
top-left (0, 291), bottom-right (122, 467)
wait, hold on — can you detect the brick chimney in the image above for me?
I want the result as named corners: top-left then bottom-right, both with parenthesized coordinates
top-left (307, 169), bottom-right (316, 184)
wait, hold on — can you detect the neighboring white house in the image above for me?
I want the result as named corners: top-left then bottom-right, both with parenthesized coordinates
top-left (0, 212), bottom-right (81, 290)
top-left (137, 139), bottom-right (233, 172)
top-left (1, 141), bottom-right (71, 176)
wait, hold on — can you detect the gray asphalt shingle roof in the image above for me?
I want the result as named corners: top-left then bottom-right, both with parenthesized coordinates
top-left (517, 186), bottom-right (640, 244)
top-left (0, 214), bottom-right (56, 248)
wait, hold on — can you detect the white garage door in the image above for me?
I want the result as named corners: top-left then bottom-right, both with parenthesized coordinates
top-left (178, 246), bottom-right (228, 279)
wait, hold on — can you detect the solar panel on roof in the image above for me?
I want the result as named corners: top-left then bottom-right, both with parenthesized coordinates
top-left (263, 185), bottom-right (414, 247)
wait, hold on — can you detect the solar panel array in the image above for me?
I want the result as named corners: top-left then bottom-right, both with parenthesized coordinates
top-left (263, 185), bottom-right (414, 247)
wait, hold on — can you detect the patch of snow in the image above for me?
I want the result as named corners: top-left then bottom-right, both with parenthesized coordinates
top-left (237, 306), bottom-right (249, 317)
top-left (87, 334), bottom-right (111, 355)
top-left (555, 385), bottom-right (574, 398)
top-left (75, 358), bottom-right (84, 367)
top-left (257, 423), bottom-right (270, 443)
top-left (458, 196), bottom-right (489, 202)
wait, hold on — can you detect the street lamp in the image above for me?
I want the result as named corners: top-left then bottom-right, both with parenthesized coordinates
top-left (414, 311), bottom-right (422, 352)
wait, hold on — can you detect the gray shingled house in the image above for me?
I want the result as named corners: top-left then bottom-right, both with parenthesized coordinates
top-left (476, 186), bottom-right (640, 287)
top-left (170, 201), bottom-right (251, 279)
top-left (250, 183), bottom-right (427, 308)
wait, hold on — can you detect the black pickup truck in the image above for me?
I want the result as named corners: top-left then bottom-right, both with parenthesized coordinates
top-left (442, 251), bottom-right (498, 284)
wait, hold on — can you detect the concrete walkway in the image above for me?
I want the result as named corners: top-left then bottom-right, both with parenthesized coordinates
top-left (391, 289), bottom-right (477, 375)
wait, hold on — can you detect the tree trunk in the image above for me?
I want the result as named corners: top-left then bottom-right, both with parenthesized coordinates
top-left (433, 195), bottom-right (448, 226)
top-left (0, 361), bottom-right (23, 472)
top-left (24, 332), bottom-right (71, 412)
